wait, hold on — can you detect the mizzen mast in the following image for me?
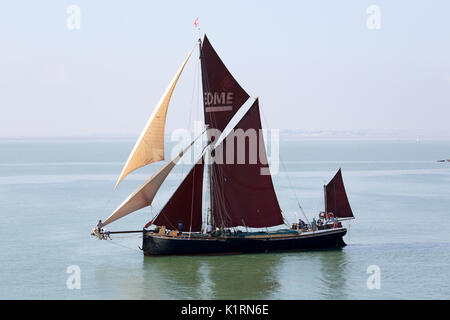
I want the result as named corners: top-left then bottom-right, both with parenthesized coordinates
top-left (199, 35), bottom-right (283, 229)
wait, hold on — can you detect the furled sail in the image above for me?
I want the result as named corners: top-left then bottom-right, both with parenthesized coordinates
top-left (115, 50), bottom-right (193, 188)
top-left (153, 157), bottom-right (204, 232)
top-left (101, 133), bottom-right (202, 228)
top-left (210, 98), bottom-right (284, 228)
top-left (200, 35), bottom-right (250, 133)
top-left (325, 169), bottom-right (354, 219)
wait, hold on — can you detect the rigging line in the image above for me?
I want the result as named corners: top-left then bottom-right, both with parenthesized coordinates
top-left (213, 163), bottom-right (235, 228)
top-left (101, 195), bottom-right (114, 222)
top-left (151, 138), bottom-right (210, 230)
top-left (188, 163), bottom-right (196, 237)
top-left (198, 39), bottom-right (221, 138)
top-left (150, 204), bottom-right (161, 225)
top-left (181, 55), bottom-right (200, 178)
top-left (258, 105), bottom-right (309, 224)
top-left (199, 40), bottom-right (233, 229)
top-left (212, 164), bottom-right (227, 228)
top-left (201, 144), bottom-right (211, 231)
top-left (103, 237), bottom-right (142, 253)
top-left (348, 222), bottom-right (351, 243)
top-left (109, 235), bottom-right (142, 239)
top-left (154, 193), bottom-right (162, 214)
top-left (195, 57), bottom-right (202, 134)
top-left (194, 64), bottom-right (206, 232)
top-left (198, 42), bottom-right (219, 228)
top-left (196, 56), bottom-right (206, 231)
top-left (100, 181), bottom-right (124, 226)
top-left (168, 42), bottom-right (198, 181)
top-left (206, 154), bottom-right (225, 228)
top-left (199, 40), bottom-right (252, 229)
top-left (101, 171), bottom-right (127, 222)
top-left (207, 99), bottom-right (259, 229)
top-left (189, 60), bottom-right (200, 133)
top-left (209, 159), bottom-right (226, 227)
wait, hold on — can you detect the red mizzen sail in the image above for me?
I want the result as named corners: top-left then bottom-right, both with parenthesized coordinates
top-left (211, 99), bottom-right (284, 228)
top-left (153, 158), bottom-right (205, 232)
top-left (325, 169), bottom-right (354, 219)
top-left (200, 35), bottom-right (250, 132)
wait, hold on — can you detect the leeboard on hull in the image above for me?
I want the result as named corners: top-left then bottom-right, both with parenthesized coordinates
top-left (142, 228), bottom-right (347, 256)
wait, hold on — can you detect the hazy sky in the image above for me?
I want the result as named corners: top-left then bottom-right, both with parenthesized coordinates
top-left (1, 0), bottom-right (449, 137)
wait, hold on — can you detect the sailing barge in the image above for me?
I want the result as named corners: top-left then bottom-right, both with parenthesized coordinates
top-left (94, 35), bottom-right (355, 255)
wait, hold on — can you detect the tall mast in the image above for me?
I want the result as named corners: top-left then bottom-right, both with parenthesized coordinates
top-left (324, 185), bottom-right (328, 214)
top-left (199, 36), bottom-right (282, 229)
top-left (198, 36), bottom-right (215, 229)
top-left (208, 147), bottom-right (215, 229)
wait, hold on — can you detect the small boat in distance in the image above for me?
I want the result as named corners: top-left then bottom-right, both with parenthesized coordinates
top-left (92, 35), bottom-right (355, 255)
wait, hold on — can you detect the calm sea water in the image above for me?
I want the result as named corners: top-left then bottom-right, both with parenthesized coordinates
top-left (1, 138), bottom-right (450, 299)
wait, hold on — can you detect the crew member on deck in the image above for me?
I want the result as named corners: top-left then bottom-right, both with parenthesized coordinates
top-left (103, 228), bottom-right (111, 240)
top-left (177, 221), bottom-right (183, 235)
top-left (317, 219), bottom-right (323, 229)
top-left (97, 220), bottom-right (102, 233)
top-left (312, 218), bottom-right (317, 230)
top-left (298, 218), bottom-right (305, 229)
top-left (327, 212), bottom-right (335, 221)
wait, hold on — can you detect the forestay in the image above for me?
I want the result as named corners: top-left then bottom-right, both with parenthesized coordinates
top-left (101, 132), bottom-right (204, 227)
top-left (115, 49), bottom-right (193, 188)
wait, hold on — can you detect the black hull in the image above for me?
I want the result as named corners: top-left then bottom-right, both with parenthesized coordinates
top-left (142, 228), bottom-right (347, 256)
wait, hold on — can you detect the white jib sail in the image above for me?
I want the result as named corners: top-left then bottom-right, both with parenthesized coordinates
top-left (101, 130), bottom-right (205, 227)
top-left (115, 49), bottom-right (193, 188)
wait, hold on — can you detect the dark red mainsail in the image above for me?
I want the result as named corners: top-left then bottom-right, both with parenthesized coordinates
top-left (200, 35), bottom-right (250, 132)
top-left (211, 99), bottom-right (284, 228)
top-left (153, 158), bottom-right (204, 232)
top-left (325, 169), bottom-right (354, 219)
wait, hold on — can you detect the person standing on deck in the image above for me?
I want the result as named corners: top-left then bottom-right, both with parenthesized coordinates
top-left (328, 212), bottom-right (335, 222)
top-left (298, 218), bottom-right (305, 229)
top-left (103, 228), bottom-right (111, 240)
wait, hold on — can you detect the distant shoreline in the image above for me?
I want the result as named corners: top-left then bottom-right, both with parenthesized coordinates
top-left (2, 136), bottom-right (450, 143)
top-left (2, 129), bottom-right (450, 142)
